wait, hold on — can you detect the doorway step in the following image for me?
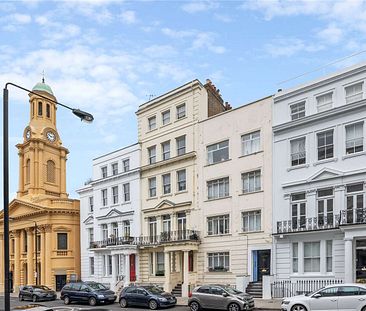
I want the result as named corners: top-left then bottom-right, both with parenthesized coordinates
top-left (171, 283), bottom-right (182, 297)
top-left (245, 281), bottom-right (262, 298)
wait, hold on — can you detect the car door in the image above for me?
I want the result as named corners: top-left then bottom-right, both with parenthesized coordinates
top-left (208, 286), bottom-right (228, 309)
top-left (338, 286), bottom-right (365, 311)
top-left (138, 288), bottom-right (150, 307)
top-left (195, 286), bottom-right (212, 308)
top-left (79, 284), bottom-right (91, 302)
top-left (309, 286), bottom-right (339, 311)
top-left (22, 286), bottom-right (29, 300)
top-left (70, 283), bottom-right (82, 301)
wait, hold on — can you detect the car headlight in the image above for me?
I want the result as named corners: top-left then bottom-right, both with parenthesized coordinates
top-left (97, 294), bottom-right (105, 299)
top-left (282, 300), bottom-right (290, 305)
top-left (237, 296), bottom-right (246, 301)
top-left (158, 297), bottom-right (167, 302)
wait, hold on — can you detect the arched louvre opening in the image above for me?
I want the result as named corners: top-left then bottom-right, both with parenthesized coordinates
top-left (46, 160), bottom-right (56, 183)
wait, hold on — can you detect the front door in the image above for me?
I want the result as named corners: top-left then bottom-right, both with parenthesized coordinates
top-left (130, 254), bottom-right (136, 282)
top-left (254, 250), bottom-right (271, 282)
top-left (56, 275), bottom-right (67, 291)
top-left (356, 240), bottom-right (366, 282)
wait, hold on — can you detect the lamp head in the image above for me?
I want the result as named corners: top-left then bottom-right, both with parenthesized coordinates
top-left (72, 109), bottom-right (94, 123)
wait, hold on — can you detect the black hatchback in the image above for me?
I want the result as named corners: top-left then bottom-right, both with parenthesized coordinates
top-left (119, 285), bottom-right (176, 309)
top-left (19, 285), bottom-right (57, 302)
top-left (60, 281), bottom-right (116, 306)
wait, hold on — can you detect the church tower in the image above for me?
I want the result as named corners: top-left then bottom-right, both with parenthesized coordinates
top-left (17, 80), bottom-right (69, 199)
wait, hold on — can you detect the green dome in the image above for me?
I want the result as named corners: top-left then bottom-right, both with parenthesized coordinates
top-left (32, 81), bottom-right (54, 95)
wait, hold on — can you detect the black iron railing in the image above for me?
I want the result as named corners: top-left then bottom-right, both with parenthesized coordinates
top-left (277, 215), bottom-right (339, 233)
top-left (89, 230), bottom-right (200, 249)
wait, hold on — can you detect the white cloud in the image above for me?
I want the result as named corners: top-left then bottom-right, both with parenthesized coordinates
top-left (161, 27), bottom-right (195, 38)
top-left (265, 38), bottom-right (324, 57)
top-left (120, 10), bottom-right (137, 24)
top-left (181, 0), bottom-right (219, 13)
top-left (191, 32), bottom-right (226, 54)
top-left (12, 13), bottom-right (32, 24)
top-left (214, 13), bottom-right (233, 23)
top-left (317, 24), bottom-right (343, 45)
top-left (143, 45), bottom-right (177, 58)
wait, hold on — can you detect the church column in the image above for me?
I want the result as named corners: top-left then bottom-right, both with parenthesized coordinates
top-left (26, 228), bottom-right (34, 285)
top-left (14, 230), bottom-right (21, 291)
top-left (29, 145), bottom-right (35, 194)
top-left (41, 227), bottom-right (46, 285)
top-left (18, 151), bottom-right (24, 194)
top-left (60, 150), bottom-right (67, 198)
top-left (44, 225), bottom-right (52, 288)
top-left (38, 142), bottom-right (44, 192)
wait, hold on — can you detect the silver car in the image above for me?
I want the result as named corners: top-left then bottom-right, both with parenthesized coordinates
top-left (281, 283), bottom-right (366, 311)
top-left (188, 284), bottom-right (254, 311)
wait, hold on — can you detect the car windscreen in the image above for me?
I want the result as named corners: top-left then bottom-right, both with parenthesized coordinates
top-left (87, 283), bottom-right (107, 290)
top-left (221, 286), bottom-right (242, 295)
top-left (34, 285), bottom-right (51, 291)
top-left (145, 286), bottom-right (164, 294)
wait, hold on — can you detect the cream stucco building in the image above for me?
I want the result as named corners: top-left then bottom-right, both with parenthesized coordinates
top-left (196, 96), bottom-right (273, 296)
top-left (0, 81), bottom-right (80, 292)
top-left (135, 79), bottom-right (230, 297)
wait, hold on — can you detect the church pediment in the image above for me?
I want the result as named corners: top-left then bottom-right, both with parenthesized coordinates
top-left (4, 199), bottom-right (46, 220)
top-left (307, 168), bottom-right (343, 182)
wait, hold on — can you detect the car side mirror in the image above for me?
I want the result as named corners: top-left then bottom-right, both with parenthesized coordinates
top-left (144, 291), bottom-right (149, 296)
top-left (29, 289), bottom-right (33, 292)
top-left (313, 293), bottom-right (321, 298)
top-left (222, 292), bottom-right (228, 297)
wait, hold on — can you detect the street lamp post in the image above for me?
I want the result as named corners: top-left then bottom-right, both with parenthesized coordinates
top-left (3, 82), bottom-right (94, 311)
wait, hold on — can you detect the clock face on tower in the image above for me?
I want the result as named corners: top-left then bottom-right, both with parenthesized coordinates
top-left (46, 131), bottom-right (56, 143)
top-left (25, 129), bottom-right (31, 140)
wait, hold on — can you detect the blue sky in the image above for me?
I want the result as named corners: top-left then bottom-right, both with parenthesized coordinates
top-left (1, 0), bottom-right (366, 201)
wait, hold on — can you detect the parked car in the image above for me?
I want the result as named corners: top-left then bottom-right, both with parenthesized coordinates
top-left (18, 285), bottom-right (57, 302)
top-left (60, 281), bottom-right (116, 306)
top-left (281, 283), bottom-right (366, 311)
top-left (188, 284), bottom-right (254, 311)
top-left (119, 285), bottom-right (177, 309)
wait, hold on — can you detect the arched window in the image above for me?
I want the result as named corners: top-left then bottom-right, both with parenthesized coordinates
top-left (38, 102), bottom-right (43, 116)
top-left (46, 160), bottom-right (55, 183)
top-left (26, 159), bottom-right (30, 184)
top-left (46, 104), bottom-right (50, 118)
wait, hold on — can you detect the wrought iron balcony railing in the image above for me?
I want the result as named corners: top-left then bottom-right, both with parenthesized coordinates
top-left (89, 230), bottom-right (200, 249)
top-left (340, 208), bottom-right (366, 225)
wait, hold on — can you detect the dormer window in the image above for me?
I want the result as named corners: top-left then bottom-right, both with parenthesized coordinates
top-left (290, 101), bottom-right (305, 120)
top-left (345, 82), bottom-right (363, 104)
top-left (38, 102), bottom-right (43, 116)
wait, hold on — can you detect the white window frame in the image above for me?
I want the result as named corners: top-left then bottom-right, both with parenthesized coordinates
top-left (317, 188), bottom-right (334, 227)
top-left (176, 135), bottom-right (186, 156)
top-left (290, 101), bottom-right (306, 120)
top-left (123, 183), bottom-right (130, 202)
top-left (162, 141), bottom-right (170, 160)
top-left (101, 224), bottom-right (108, 241)
top-left (148, 116), bottom-right (157, 131)
top-left (123, 220), bottom-right (130, 237)
top-left (242, 170), bottom-right (261, 193)
top-left (88, 228), bottom-right (94, 243)
top-left (177, 169), bottom-right (186, 192)
top-left (101, 189), bottom-right (108, 206)
top-left (242, 210), bottom-right (261, 232)
top-left (148, 146), bottom-right (156, 164)
top-left (101, 166), bottom-right (107, 178)
top-left (317, 129), bottom-right (334, 161)
top-left (88, 196), bottom-right (94, 212)
top-left (292, 242), bottom-right (298, 273)
top-left (207, 177), bottom-right (229, 200)
top-left (111, 163), bottom-right (118, 176)
top-left (345, 81), bottom-right (363, 104)
top-left (291, 192), bottom-right (306, 230)
top-left (89, 257), bottom-right (95, 275)
top-left (112, 186), bottom-right (119, 205)
top-left (316, 92), bottom-right (333, 112)
top-left (149, 177), bottom-right (157, 198)
top-left (207, 140), bottom-right (229, 165)
top-left (290, 137), bottom-right (306, 166)
top-left (176, 103), bottom-right (186, 119)
top-left (304, 241), bottom-right (320, 273)
top-left (242, 130), bottom-right (260, 155)
top-left (162, 110), bottom-right (170, 125)
top-left (326, 240), bottom-right (333, 272)
top-left (345, 122), bottom-right (364, 155)
top-left (123, 159), bottom-right (130, 172)
top-left (162, 173), bottom-right (171, 195)
top-left (207, 252), bottom-right (230, 272)
top-left (207, 214), bottom-right (230, 236)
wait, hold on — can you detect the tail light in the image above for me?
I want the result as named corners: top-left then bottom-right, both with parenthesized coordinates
top-left (188, 292), bottom-right (192, 297)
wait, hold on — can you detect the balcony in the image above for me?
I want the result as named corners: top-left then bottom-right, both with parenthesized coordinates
top-left (277, 208), bottom-right (366, 234)
top-left (89, 230), bottom-right (200, 249)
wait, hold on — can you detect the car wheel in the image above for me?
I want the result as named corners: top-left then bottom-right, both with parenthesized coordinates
top-left (19, 294), bottom-right (23, 301)
top-left (89, 297), bottom-right (97, 306)
top-left (291, 305), bottom-right (307, 311)
top-left (362, 306), bottom-right (366, 311)
top-left (64, 296), bottom-right (70, 305)
top-left (32, 295), bottom-right (38, 303)
top-left (228, 303), bottom-right (240, 311)
top-left (119, 298), bottom-right (128, 308)
top-left (189, 301), bottom-right (201, 311)
top-left (149, 299), bottom-right (158, 310)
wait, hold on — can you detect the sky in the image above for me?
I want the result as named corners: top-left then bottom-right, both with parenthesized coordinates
top-left (1, 0), bottom-right (366, 202)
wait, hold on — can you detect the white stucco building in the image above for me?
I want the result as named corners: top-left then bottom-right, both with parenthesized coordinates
top-left (196, 96), bottom-right (273, 296)
top-left (77, 143), bottom-right (141, 290)
top-left (273, 63), bottom-right (366, 286)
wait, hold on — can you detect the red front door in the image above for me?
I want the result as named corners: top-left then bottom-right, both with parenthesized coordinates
top-left (129, 254), bottom-right (136, 282)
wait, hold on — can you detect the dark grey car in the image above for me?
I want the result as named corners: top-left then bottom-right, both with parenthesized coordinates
top-left (188, 285), bottom-right (254, 311)
top-left (19, 285), bottom-right (57, 302)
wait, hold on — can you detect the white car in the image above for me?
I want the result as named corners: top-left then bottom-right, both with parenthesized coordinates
top-left (281, 283), bottom-right (366, 311)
